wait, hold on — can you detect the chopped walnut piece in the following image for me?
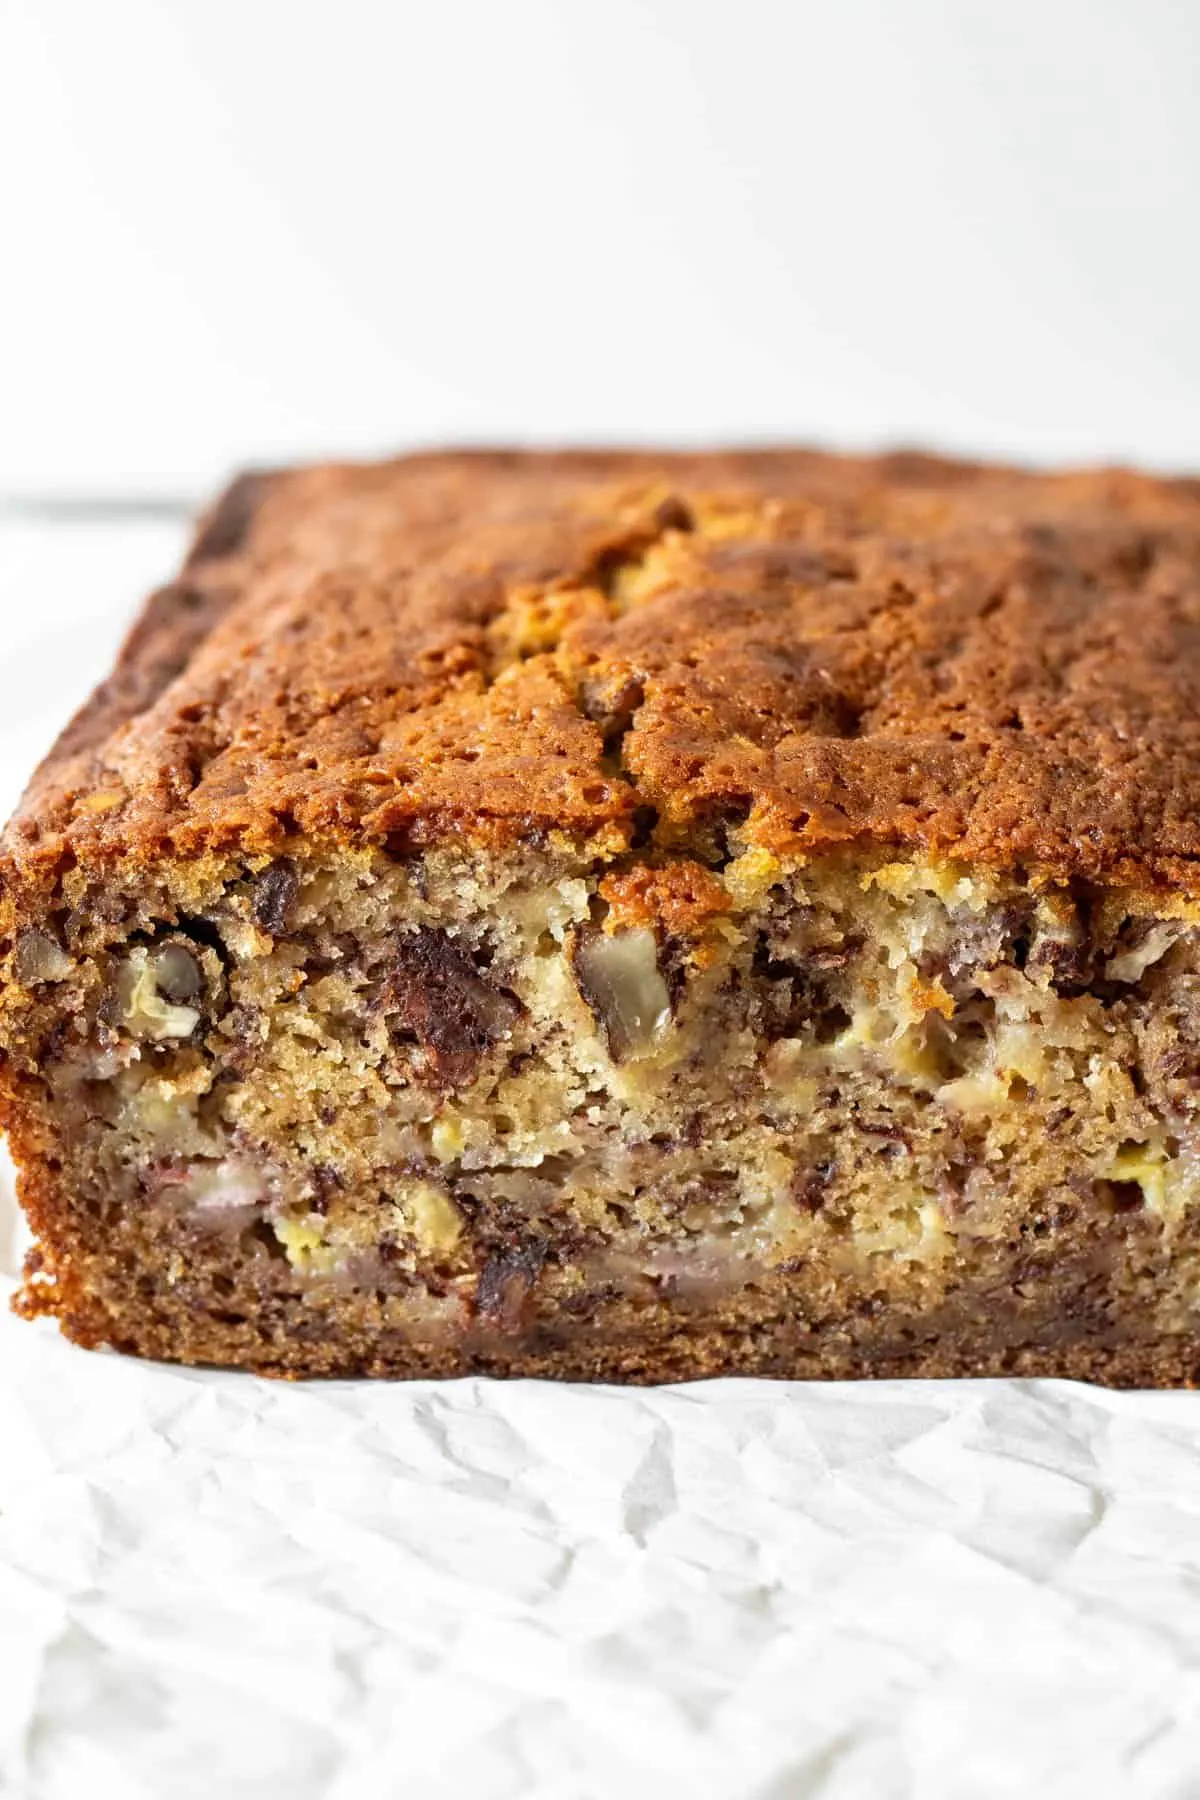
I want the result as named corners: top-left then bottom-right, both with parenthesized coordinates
top-left (1106, 922), bottom-right (1181, 984)
top-left (153, 943), bottom-right (204, 1005)
top-left (572, 925), bottom-right (673, 1062)
top-left (14, 928), bottom-right (72, 986)
top-left (116, 947), bottom-right (202, 1042)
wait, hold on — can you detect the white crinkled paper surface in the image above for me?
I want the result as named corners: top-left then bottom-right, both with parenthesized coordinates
top-left (3, 516), bottom-right (1200, 1800)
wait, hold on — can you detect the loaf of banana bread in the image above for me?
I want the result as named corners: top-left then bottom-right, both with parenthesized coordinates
top-left (5, 447), bottom-right (1200, 1383)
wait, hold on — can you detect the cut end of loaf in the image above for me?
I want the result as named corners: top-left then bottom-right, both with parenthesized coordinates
top-left (5, 834), bottom-right (1200, 1383)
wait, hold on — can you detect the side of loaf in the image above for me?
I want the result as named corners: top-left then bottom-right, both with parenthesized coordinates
top-left (4, 447), bottom-right (1200, 1383)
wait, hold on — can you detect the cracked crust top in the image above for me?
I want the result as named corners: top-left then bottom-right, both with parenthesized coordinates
top-left (7, 446), bottom-right (1200, 894)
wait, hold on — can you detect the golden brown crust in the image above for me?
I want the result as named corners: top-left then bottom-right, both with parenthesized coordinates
top-left (7, 445), bottom-right (1200, 902)
top-left (599, 860), bottom-right (731, 937)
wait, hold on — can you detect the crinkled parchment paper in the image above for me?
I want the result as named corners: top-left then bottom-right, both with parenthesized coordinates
top-left (3, 519), bottom-right (1200, 1800)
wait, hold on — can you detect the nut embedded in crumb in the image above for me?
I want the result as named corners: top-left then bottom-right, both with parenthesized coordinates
top-left (1106, 923), bottom-right (1181, 985)
top-left (116, 947), bottom-right (202, 1041)
top-left (14, 928), bottom-right (72, 986)
top-left (571, 925), bottom-right (673, 1061)
top-left (153, 942), bottom-right (204, 1005)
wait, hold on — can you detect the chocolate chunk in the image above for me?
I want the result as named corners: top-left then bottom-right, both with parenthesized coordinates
top-left (476, 1240), bottom-right (547, 1331)
top-left (559, 1280), bottom-right (621, 1318)
top-left (863, 1118), bottom-right (911, 1150)
top-left (309, 1163), bottom-right (344, 1214)
top-left (753, 935), bottom-right (849, 1044)
top-left (252, 862), bottom-right (299, 936)
top-left (793, 1161), bottom-right (835, 1213)
top-left (942, 903), bottom-right (1030, 979)
top-left (1027, 927), bottom-right (1093, 997)
top-left (379, 929), bottom-right (521, 1088)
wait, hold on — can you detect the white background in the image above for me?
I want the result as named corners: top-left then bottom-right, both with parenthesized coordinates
top-left (2, 0), bottom-right (1199, 496)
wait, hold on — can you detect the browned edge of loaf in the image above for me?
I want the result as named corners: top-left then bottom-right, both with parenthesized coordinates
top-left (4, 446), bottom-right (1200, 911)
